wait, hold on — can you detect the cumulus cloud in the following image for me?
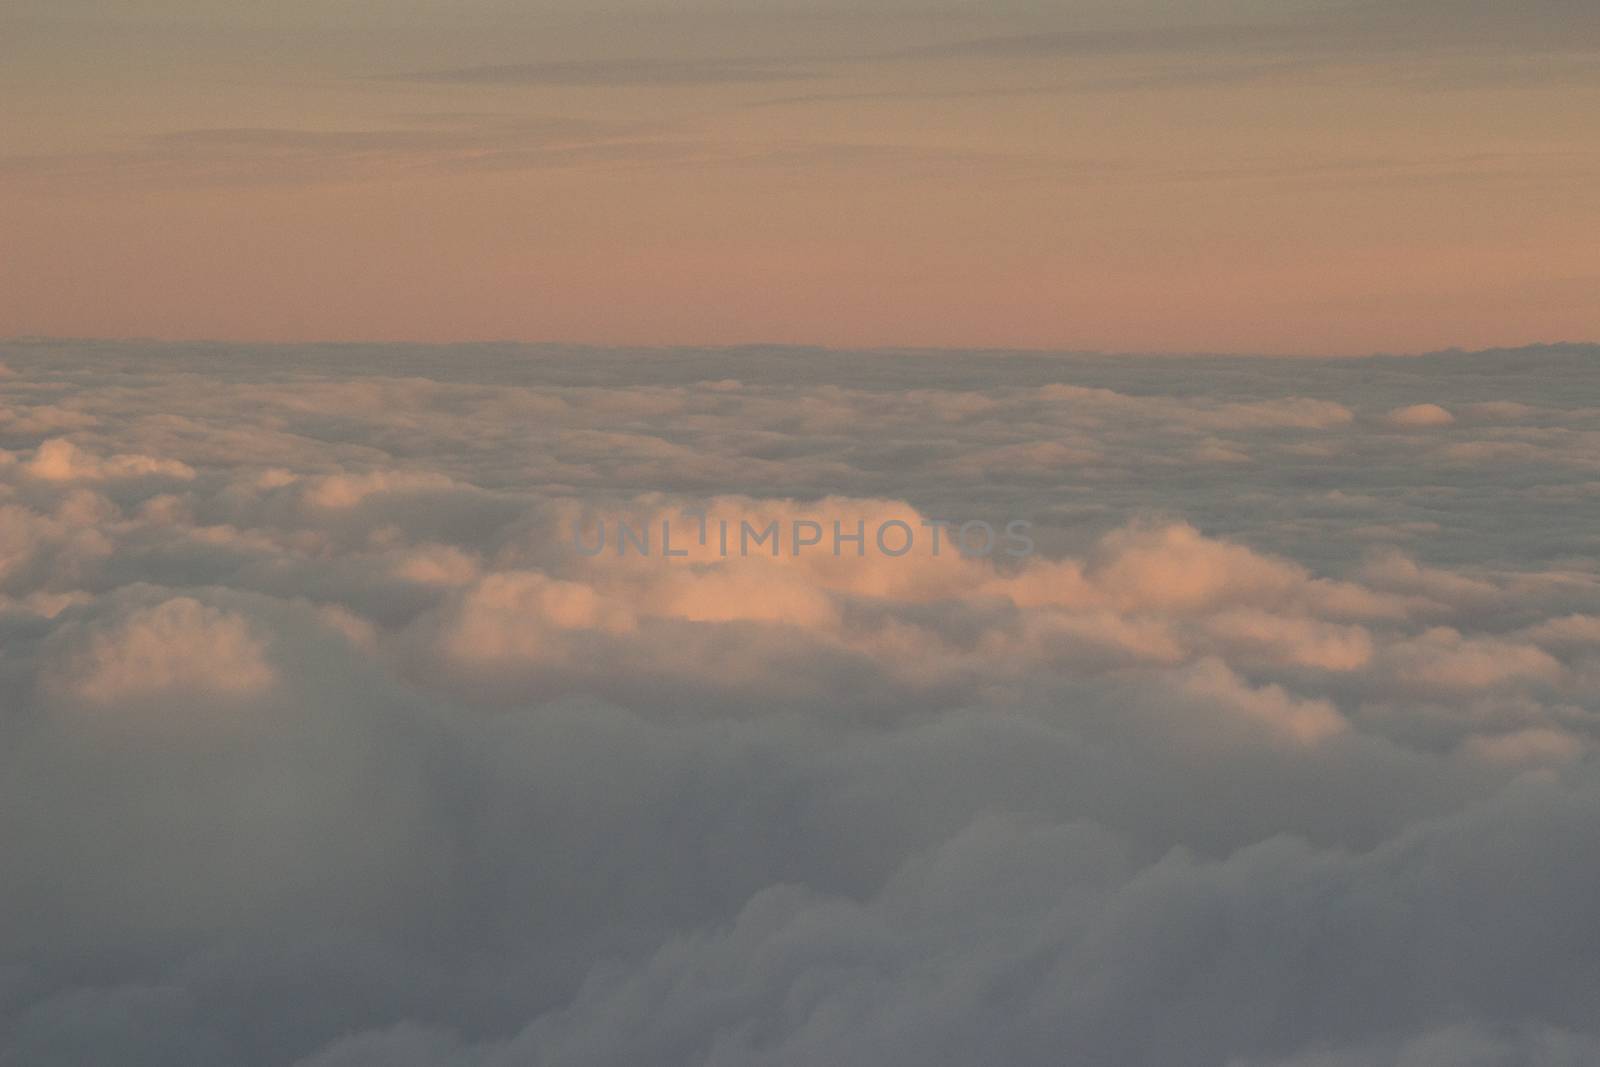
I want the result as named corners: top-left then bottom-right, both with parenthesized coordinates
top-left (20, 437), bottom-right (196, 483)
top-left (0, 339), bottom-right (1598, 1066)
top-left (1384, 402), bottom-right (1456, 427)
top-left (45, 594), bottom-right (275, 707)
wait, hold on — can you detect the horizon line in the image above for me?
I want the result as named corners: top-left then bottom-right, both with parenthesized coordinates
top-left (4, 335), bottom-right (1596, 362)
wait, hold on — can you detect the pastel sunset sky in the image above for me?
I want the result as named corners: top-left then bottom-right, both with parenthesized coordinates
top-left (3, 0), bottom-right (1597, 353)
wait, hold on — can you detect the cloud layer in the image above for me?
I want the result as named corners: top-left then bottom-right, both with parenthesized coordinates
top-left (1, 340), bottom-right (1598, 1065)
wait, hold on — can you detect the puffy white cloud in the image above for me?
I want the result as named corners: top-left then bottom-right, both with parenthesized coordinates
top-left (1, 339), bottom-right (1598, 1066)
top-left (1384, 403), bottom-right (1456, 428)
top-left (22, 437), bottom-right (196, 483)
top-left (45, 594), bottom-right (275, 707)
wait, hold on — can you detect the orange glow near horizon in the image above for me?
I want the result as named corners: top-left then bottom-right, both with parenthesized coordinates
top-left (3, 2), bottom-right (1598, 354)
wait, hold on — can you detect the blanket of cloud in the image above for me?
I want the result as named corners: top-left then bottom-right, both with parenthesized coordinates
top-left (2, 339), bottom-right (1600, 1067)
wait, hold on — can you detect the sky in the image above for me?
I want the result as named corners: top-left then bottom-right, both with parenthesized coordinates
top-left (3, 0), bottom-right (1598, 353)
top-left (4, 5), bottom-right (1600, 1062)
top-left (2, 338), bottom-right (1600, 1065)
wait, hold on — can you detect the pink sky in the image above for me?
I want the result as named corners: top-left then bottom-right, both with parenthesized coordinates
top-left (3, 0), bottom-right (1597, 353)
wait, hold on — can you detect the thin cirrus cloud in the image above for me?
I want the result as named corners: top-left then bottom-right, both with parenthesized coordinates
top-left (381, 57), bottom-right (820, 86)
top-left (4, 122), bottom-right (1577, 195)
top-left (0, 116), bottom-right (685, 187)
top-left (855, 0), bottom-right (1600, 98)
top-left (903, 0), bottom-right (1600, 59)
